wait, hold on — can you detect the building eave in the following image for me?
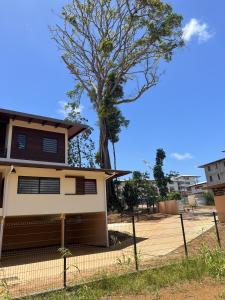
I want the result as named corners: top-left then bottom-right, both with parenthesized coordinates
top-left (0, 107), bottom-right (88, 139)
top-left (199, 157), bottom-right (225, 168)
top-left (0, 160), bottom-right (131, 178)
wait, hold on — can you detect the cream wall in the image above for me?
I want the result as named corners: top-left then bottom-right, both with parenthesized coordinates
top-left (11, 119), bottom-right (67, 134)
top-left (4, 167), bottom-right (107, 216)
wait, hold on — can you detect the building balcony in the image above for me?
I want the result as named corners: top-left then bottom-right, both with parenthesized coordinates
top-left (0, 147), bottom-right (7, 158)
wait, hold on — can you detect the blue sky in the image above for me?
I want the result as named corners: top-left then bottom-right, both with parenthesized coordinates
top-left (0, 0), bottom-right (224, 180)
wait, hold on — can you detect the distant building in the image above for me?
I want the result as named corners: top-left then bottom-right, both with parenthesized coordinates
top-left (187, 181), bottom-right (208, 195)
top-left (173, 175), bottom-right (200, 197)
top-left (199, 157), bottom-right (225, 186)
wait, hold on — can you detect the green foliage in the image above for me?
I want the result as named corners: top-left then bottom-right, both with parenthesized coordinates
top-left (65, 102), bottom-right (96, 168)
top-left (122, 171), bottom-right (158, 211)
top-left (122, 181), bottom-right (139, 211)
top-left (153, 148), bottom-right (168, 200)
top-left (168, 191), bottom-right (181, 200)
top-left (98, 73), bottom-right (129, 145)
top-left (203, 192), bottom-right (215, 206)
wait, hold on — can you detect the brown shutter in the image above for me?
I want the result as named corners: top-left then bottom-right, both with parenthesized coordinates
top-left (84, 179), bottom-right (97, 194)
top-left (76, 177), bottom-right (85, 195)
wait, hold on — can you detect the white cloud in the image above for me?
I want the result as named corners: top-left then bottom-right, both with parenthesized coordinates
top-left (171, 152), bottom-right (194, 161)
top-left (182, 18), bottom-right (213, 43)
top-left (57, 101), bottom-right (83, 117)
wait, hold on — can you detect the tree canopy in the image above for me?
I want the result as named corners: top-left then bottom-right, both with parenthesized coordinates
top-left (51, 0), bottom-right (184, 169)
top-left (153, 148), bottom-right (168, 199)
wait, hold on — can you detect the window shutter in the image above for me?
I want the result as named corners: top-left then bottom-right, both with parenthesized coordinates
top-left (16, 134), bottom-right (26, 150)
top-left (39, 178), bottom-right (60, 194)
top-left (76, 177), bottom-right (85, 195)
top-left (17, 176), bottom-right (60, 194)
top-left (84, 179), bottom-right (97, 194)
top-left (42, 138), bottom-right (58, 154)
top-left (18, 177), bottom-right (39, 194)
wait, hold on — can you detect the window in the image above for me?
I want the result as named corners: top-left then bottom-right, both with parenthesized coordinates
top-left (75, 177), bottom-right (97, 195)
top-left (208, 166), bottom-right (211, 171)
top-left (39, 178), bottom-right (60, 194)
top-left (218, 174), bottom-right (221, 180)
top-left (209, 175), bottom-right (213, 182)
top-left (18, 176), bottom-right (60, 194)
top-left (42, 138), bottom-right (58, 154)
top-left (84, 179), bottom-right (97, 194)
top-left (16, 134), bottom-right (26, 150)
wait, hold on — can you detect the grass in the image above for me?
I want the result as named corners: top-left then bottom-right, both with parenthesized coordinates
top-left (18, 246), bottom-right (225, 300)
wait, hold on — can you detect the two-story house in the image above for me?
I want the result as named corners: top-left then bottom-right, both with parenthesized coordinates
top-left (200, 153), bottom-right (225, 221)
top-left (0, 108), bottom-right (129, 255)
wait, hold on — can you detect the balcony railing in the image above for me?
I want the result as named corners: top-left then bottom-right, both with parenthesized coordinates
top-left (0, 147), bottom-right (7, 158)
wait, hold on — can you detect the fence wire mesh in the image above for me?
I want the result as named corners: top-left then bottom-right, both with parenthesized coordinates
top-left (0, 207), bottom-right (223, 298)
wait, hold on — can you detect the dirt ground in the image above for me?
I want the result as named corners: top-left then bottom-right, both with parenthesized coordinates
top-left (0, 207), bottom-right (217, 298)
top-left (101, 279), bottom-right (225, 299)
top-left (107, 211), bottom-right (169, 224)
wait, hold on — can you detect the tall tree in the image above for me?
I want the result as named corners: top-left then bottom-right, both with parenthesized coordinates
top-left (65, 101), bottom-right (96, 168)
top-left (51, 0), bottom-right (184, 169)
top-left (153, 148), bottom-right (168, 199)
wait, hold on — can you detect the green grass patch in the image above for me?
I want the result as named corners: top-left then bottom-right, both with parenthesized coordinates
top-left (19, 247), bottom-right (225, 300)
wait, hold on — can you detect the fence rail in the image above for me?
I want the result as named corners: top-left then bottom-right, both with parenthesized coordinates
top-left (0, 209), bottom-right (223, 298)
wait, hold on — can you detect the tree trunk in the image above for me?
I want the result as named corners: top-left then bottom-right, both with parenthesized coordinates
top-left (99, 117), bottom-right (111, 169)
top-left (76, 138), bottom-right (82, 167)
top-left (99, 116), bottom-right (118, 211)
top-left (112, 142), bottom-right (116, 170)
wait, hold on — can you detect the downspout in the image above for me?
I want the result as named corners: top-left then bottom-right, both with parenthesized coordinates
top-left (0, 166), bottom-right (11, 259)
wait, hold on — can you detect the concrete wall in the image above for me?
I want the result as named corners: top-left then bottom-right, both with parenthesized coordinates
top-left (188, 194), bottom-right (207, 206)
top-left (158, 200), bottom-right (179, 215)
top-left (2, 167), bottom-right (107, 216)
top-left (214, 195), bottom-right (225, 222)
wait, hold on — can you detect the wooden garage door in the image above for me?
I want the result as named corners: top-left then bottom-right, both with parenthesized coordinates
top-left (3, 216), bottom-right (61, 251)
top-left (65, 212), bottom-right (107, 247)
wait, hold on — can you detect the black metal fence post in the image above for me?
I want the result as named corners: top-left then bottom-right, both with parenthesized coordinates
top-left (180, 213), bottom-right (188, 257)
top-left (213, 212), bottom-right (221, 248)
top-left (63, 218), bottom-right (67, 288)
top-left (132, 215), bottom-right (139, 271)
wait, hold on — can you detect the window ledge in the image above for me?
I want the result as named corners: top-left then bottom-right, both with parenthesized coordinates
top-left (65, 193), bottom-right (77, 195)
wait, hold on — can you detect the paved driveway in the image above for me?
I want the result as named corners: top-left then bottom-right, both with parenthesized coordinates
top-left (0, 208), bottom-right (215, 297)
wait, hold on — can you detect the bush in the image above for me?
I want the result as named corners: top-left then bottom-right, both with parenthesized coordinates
top-left (204, 192), bottom-right (215, 206)
top-left (168, 191), bottom-right (181, 200)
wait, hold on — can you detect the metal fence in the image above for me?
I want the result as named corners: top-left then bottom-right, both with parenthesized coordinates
top-left (0, 208), bottom-right (224, 298)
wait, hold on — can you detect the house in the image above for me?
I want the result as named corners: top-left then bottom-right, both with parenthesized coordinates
top-left (199, 153), bottom-right (225, 221)
top-left (200, 157), bottom-right (225, 186)
top-left (0, 108), bottom-right (129, 255)
top-left (186, 181), bottom-right (210, 206)
top-left (172, 175), bottom-right (200, 197)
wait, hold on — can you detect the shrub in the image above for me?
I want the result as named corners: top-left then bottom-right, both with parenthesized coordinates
top-left (203, 192), bottom-right (215, 206)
